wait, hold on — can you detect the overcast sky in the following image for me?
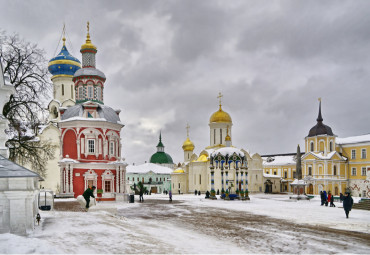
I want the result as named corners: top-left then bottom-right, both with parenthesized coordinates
top-left (1, 0), bottom-right (369, 165)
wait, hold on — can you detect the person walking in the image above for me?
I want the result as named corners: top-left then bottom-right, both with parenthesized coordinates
top-left (343, 192), bottom-right (354, 218)
top-left (330, 193), bottom-right (336, 207)
top-left (320, 191), bottom-right (325, 206)
top-left (83, 186), bottom-right (96, 210)
top-left (169, 190), bottom-right (172, 202)
top-left (323, 190), bottom-right (328, 206)
top-left (328, 192), bottom-right (332, 206)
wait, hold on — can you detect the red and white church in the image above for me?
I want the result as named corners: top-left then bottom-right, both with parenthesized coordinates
top-left (58, 25), bottom-right (126, 200)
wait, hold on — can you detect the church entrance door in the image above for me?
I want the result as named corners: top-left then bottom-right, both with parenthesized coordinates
top-left (308, 184), bottom-right (313, 194)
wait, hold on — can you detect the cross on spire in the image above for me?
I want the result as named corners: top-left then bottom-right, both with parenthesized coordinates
top-left (186, 123), bottom-right (190, 137)
top-left (217, 92), bottom-right (223, 107)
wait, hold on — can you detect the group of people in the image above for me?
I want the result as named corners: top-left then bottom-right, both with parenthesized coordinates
top-left (320, 190), bottom-right (354, 218)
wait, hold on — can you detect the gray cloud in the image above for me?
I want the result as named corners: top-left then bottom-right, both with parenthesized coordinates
top-left (1, 0), bottom-right (369, 165)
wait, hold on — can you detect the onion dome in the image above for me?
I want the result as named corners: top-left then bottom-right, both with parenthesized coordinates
top-left (149, 133), bottom-right (174, 164)
top-left (182, 137), bottom-right (195, 151)
top-left (210, 105), bottom-right (232, 123)
top-left (173, 168), bottom-right (185, 174)
top-left (48, 38), bottom-right (81, 78)
top-left (308, 100), bottom-right (334, 137)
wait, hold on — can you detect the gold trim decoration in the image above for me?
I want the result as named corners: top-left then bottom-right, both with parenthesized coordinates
top-left (48, 59), bottom-right (81, 67)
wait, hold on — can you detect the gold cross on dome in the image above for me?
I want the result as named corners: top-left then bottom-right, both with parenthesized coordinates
top-left (87, 21), bottom-right (90, 33)
top-left (186, 123), bottom-right (190, 137)
top-left (217, 92), bottom-right (223, 106)
top-left (318, 97), bottom-right (322, 102)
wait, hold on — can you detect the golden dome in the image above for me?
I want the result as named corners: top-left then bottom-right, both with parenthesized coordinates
top-left (173, 168), bottom-right (185, 173)
top-left (81, 22), bottom-right (97, 51)
top-left (196, 154), bottom-right (208, 162)
top-left (209, 105), bottom-right (232, 123)
top-left (182, 137), bottom-right (195, 151)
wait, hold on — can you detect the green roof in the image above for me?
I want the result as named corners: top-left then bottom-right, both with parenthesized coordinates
top-left (150, 152), bottom-right (174, 164)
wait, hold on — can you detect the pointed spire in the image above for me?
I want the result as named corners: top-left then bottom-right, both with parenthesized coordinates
top-left (156, 131), bottom-right (164, 150)
top-left (217, 92), bottom-right (223, 110)
top-left (317, 97), bottom-right (323, 123)
top-left (62, 23), bottom-right (66, 46)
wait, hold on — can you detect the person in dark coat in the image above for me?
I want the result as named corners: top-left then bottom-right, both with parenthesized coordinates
top-left (320, 191), bottom-right (325, 206)
top-left (343, 192), bottom-right (354, 218)
top-left (323, 190), bottom-right (328, 206)
top-left (169, 190), bottom-right (172, 202)
top-left (340, 193), bottom-right (344, 202)
top-left (330, 194), bottom-right (336, 207)
top-left (83, 186), bottom-right (96, 209)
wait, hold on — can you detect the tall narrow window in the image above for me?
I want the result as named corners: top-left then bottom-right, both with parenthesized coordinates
top-left (308, 167), bottom-right (312, 176)
top-left (361, 149), bottom-right (367, 159)
top-left (88, 86), bottom-right (93, 98)
top-left (329, 141), bottom-right (333, 151)
top-left (79, 87), bottom-right (83, 99)
top-left (62, 84), bottom-right (64, 96)
top-left (362, 167), bottom-right (366, 176)
top-left (284, 171), bottom-right (287, 178)
top-left (105, 181), bottom-right (111, 192)
top-left (97, 87), bottom-right (101, 101)
top-left (71, 85), bottom-right (73, 99)
top-left (110, 141), bottom-right (114, 155)
top-left (88, 139), bottom-right (95, 153)
top-left (310, 142), bottom-right (314, 152)
top-left (351, 167), bottom-right (356, 176)
top-left (351, 149), bottom-right (356, 159)
top-left (199, 174), bottom-right (201, 185)
top-left (333, 165), bottom-right (337, 176)
top-left (220, 129), bottom-right (222, 144)
top-left (214, 129), bottom-right (216, 145)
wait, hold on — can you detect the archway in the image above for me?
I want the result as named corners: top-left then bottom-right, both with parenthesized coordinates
top-left (308, 184), bottom-right (313, 194)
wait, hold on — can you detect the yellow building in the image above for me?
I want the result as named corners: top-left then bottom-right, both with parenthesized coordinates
top-left (262, 100), bottom-right (370, 198)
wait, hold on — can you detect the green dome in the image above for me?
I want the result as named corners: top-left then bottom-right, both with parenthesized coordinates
top-left (150, 152), bottom-right (174, 164)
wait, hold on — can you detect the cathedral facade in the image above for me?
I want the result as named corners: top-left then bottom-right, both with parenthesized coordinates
top-left (171, 94), bottom-right (265, 195)
top-left (55, 24), bottom-right (127, 200)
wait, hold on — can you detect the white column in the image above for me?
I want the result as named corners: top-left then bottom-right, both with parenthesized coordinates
top-left (70, 165), bottom-right (74, 193)
top-left (116, 166), bottom-right (119, 193)
top-left (77, 140), bottom-right (80, 160)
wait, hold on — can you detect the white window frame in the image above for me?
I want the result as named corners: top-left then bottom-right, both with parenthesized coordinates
top-left (361, 149), bottom-right (366, 159)
top-left (88, 139), bottom-right (95, 153)
top-left (351, 167), bottom-right (357, 176)
top-left (310, 141), bottom-right (314, 152)
top-left (361, 167), bottom-right (366, 176)
top-left (351, 149), bottom-right (356, 159)
top-left (88, 86), bottom-right (93, 99)
top-left (110, 141), bottom-right (115, 155)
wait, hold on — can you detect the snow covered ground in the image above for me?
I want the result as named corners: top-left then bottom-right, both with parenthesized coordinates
top-left (1, 193), bottom-right (369, 254)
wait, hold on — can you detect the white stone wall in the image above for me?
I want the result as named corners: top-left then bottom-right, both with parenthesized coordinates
top-left (0, 177), bottom-right (39, 235)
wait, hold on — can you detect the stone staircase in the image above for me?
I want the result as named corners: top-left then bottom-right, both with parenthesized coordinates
top-left (352, 199), bottom-right (370, 211)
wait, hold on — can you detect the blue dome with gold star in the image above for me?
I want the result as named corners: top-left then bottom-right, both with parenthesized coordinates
top-left (48, 44), bottom-right (81, 78)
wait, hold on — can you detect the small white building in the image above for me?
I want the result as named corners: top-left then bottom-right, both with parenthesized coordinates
top-left (0, 155), bottom-right (41, 235)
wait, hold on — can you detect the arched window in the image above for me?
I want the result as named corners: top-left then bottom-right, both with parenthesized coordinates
top-left (97, 87), bottom-right (101, 101)
top-left (62, 84), bottom-right (64, 96)
top-left (329, 141), bottom-right (333, 151)
top-left (310, 141), bottom-right (314, 152)
top-left (308, 166), bottom-right (312, 176)
top-left (71, 85), bottom-right (74, 99)
top-left (79, 87), bottom-right (83, 99)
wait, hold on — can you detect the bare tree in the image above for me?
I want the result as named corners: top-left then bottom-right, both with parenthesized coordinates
top-left (0, 31), bottom-right (55, 177)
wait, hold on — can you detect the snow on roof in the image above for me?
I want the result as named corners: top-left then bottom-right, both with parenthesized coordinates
top-left (59, 158), bottom-right (79, 163)
top-left (263, 173), bottom-right (281, 178)
top-left (262, 155), bottom-right (296, 166)
top-left (309, 151), bottom-right (342, 160)
top-left (211, 147), bottom-right (243, 157)
top-left (291, 179), bottom-right (306, 185)
top-left (336, 134), bottom-right (370, 145)
top-left (0, 155), bottom-right (41, 179)
top-left (126, 163), bottom-right (173, 174)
